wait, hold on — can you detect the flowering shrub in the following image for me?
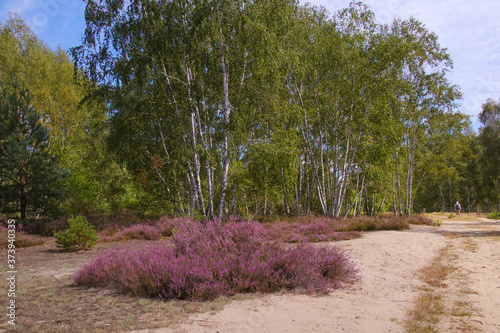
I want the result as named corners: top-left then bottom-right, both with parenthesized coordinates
top-left (336, 216), bottom-right (410, 232)
top-left (75, 221), bottom-right (359, 300)
top-left (96, 214), bottom-right (433, 246)
top-left (263, 214), bottom-right (434, 242)
top-left (266, 220), bottom-right (360, 243)
top-left (97, 217), bottom-right (191, 242)
top-left (0, 226), bottom-right (46, 248)
top-left (119, 224), bottom-right (159, 240)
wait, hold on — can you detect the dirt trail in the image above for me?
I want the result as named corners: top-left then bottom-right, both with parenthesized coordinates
top-left (441, 218), bottom-right (500, 332)
top-left (130, 217), bottom-right (500, 333)
top-left (2, 216), bottom-right (498, 332)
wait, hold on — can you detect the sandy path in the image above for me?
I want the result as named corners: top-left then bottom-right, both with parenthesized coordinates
top-left (440, 219), bottom-right (500, 332)
top-left (129, 218), bottom-right (500, 333)
top-left (471, 238), bottom-right (500, 332)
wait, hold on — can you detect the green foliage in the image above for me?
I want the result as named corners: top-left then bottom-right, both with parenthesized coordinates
top-left (0, 14), bottom-right (137, 217)
top-left (478, 99), bottom-right (500, 204)
top-left (2, 3), bottom-right (482, 219)
top-left (486, 211), bottom-right (500, 220)
top-left (54, 216), bottom-right (98, 251)
top-left (0, 14), bottom-right (86, 154)
top-left (0, 80), bottom-right (69, 218)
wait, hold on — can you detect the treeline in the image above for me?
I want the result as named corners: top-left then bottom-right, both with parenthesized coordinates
top-left (1, 1), bottom-right (499, 220)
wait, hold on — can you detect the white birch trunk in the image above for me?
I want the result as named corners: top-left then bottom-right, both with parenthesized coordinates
top-left (217, 23), bottom-right (231, 218)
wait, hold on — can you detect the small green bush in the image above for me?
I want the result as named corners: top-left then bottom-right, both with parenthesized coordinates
top-left (54, 216), bottom-right (98, 251)
top-left (487, 211), bottom-right (500, 220)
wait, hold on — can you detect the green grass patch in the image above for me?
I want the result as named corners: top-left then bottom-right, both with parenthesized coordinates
top-left (487, 211), bottom-right (500, 220)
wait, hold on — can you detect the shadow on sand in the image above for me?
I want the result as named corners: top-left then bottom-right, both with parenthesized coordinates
top-left (411, 220), bottom-right (500, 238)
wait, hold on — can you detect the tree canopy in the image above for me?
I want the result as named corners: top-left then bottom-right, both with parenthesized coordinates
top-left (0, 80), bottom-right (68, 218)
top-left (1, 2), bottom-right (498, 219)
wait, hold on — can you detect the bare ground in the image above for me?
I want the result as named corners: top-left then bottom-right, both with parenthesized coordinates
top-left (1, 214), bottom-right (499, 333)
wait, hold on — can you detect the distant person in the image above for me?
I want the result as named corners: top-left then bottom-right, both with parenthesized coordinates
top-left (455, 201), bottom-right (462, 216)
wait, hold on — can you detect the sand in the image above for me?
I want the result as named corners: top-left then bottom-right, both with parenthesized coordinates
top-left (130, 217), bottom-right (500, 333)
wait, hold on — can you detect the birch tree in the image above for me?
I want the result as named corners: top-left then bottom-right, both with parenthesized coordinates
top-left (390, 18), bottom-right (461, 216)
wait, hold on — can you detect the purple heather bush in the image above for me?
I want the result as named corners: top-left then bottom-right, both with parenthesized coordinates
top-left (75, 221), bottom-right (359, 300)
top-left (335, 215), bottom-right (433, 232)
top-left (264, 214), bottom-right (433, 239)
top-left (264, 216), bottom-right (361, 242)
top-left (96, 213), bottom-right (432, 245)
top-left (0, 225), bottom-right (46, 248)
top-left (97, 217), bottom-right (191, 242)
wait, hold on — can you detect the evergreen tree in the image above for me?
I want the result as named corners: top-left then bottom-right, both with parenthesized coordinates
top-left (0, 80), bottom-right (68, 218)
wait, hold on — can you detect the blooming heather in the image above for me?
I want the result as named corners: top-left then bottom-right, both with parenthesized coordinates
top-left (75, 221), bottom-right (359, 300)
top-left (0, 225), bottom-right (45, 248)
top-left (97, 217), bottom-right (192, 242)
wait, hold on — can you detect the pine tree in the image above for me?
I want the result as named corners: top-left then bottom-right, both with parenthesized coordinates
top-left (0, 80), bottom-right (68, 219)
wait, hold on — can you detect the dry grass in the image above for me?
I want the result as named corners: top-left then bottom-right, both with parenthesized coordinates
top-left (406, 292), bottom-right (445, 333)
top-left (460, 238), bottom-right (478, 253)
top-left (405, 238), bottom-right (482, 333)
top-left (405, 245), bottom-right (451, 332)
top-left (11, 278), bottom-right (184, 332)
top-left (449, 298), bottom-right (481, 333)
top-left (425, 212), bottom-right (486, 222)
top-left (0, 240), bottom-right (241, 333)
top-left (452, 301), bottom-right (474, 317)
top-left (418, 246), bottom-right (456, 288)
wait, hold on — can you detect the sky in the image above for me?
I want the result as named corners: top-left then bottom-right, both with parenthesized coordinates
top-left (1, 0), bottom-right (499, 130)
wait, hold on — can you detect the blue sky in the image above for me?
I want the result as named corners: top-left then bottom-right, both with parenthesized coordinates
top-left (0, 0), bottom-right (86, 51)
top-left (1, 0), bottom-right (499, 130)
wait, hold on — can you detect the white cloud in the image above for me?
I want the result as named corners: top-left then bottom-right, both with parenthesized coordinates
top-left (1, 0), bottom-right (83, 32)
top-left (1, 0), bottom-right (39, 16)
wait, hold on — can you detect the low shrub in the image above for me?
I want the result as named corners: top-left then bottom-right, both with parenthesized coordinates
top-left (263, 214), bottom-right (426, 242)
top-left (96, 213), bottom-right (433, 246)
top-left (18, 217), bottom-right (68, 236)
top-left (97, 217), bottom-right (188, 242)
top-left (487, 211), bottom-right (500, 220)
top-left (74, 221), bottom-right (359, 300)
top-left (266, 219), bottom-right (360, 242)
top-left (406, 214), bottom-right (434, 225)
top-left (85, 213), bottom-right (158, 231)
top-left (54, 216), bottom-right (98, 251)
top-left (337, 216), bottom-right (410, 232)
top-left (338, 219), bottom-right (377, 232)
top-left (0, 225), bottom-right (46, 248)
